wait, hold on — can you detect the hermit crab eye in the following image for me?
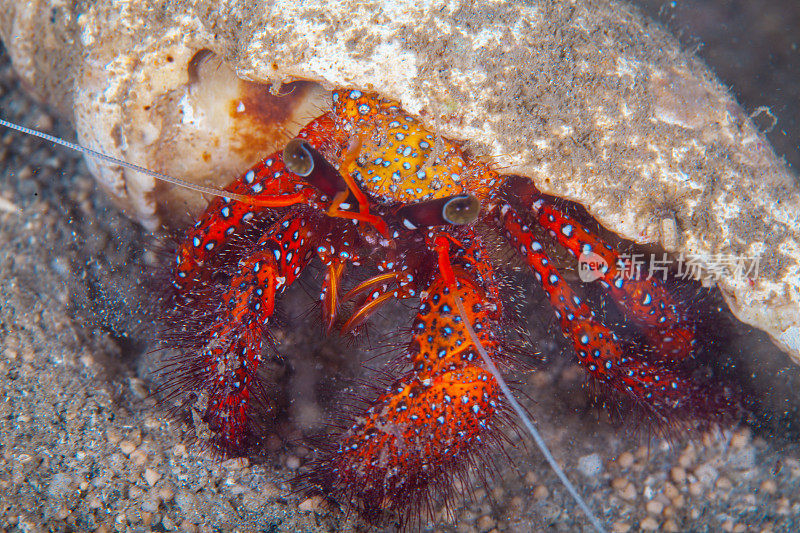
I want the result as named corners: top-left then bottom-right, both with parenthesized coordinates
top-left (442, 194), bottom-right (480, 225)
top-left (282, 138), bottom-right (346, 198)
top-left (396, 194), bottom-right (481, 230)
top-left (283, 138), bottom-right (314, 176)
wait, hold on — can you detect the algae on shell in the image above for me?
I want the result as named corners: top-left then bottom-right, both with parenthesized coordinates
top-left (0, 0), bottom-right (798, 365)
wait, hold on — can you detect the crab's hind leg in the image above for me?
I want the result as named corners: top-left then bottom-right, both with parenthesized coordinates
top-left (162, 209), bottom-right (321, 453)
top-left (497, 201), bottom-right (735, 425)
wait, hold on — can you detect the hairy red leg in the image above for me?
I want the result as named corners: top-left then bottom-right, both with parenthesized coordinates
top-left (173, 156), bottom-right (315, 292)
top-left (497, 203), bottom-right (730, 421)
top-left (510, 182), bottom-right (696, 362)
top-left (173, 113), bottom-right (343, 293)
top-left (307, 234), bottom-right (508, 523)
top-left (164, 210), bottom-right (321, 452)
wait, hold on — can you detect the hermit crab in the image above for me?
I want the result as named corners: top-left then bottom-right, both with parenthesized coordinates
top-left (152, 87), bottom-right (741, 524)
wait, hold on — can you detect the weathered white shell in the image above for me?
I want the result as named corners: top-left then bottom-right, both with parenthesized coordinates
top-left (1, 0), bottom-right (799, 365)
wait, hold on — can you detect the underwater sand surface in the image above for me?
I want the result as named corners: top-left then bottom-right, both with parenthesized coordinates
top-left (1, 2), bottom-right (800, 531)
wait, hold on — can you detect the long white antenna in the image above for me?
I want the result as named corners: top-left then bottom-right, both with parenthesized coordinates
top-left (455, 297), bottom-right (607, 533)
top-left (0, 118), bottom-right (265, 205)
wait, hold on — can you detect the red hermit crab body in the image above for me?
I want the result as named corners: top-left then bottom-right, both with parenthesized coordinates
top-left (159, 89), bottom-right (736, 522)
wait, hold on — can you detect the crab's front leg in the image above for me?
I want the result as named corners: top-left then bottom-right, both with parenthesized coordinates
top-left (307, 231), bottom-right (509, 523)
top-left (162, 208), bottom-right (323, 452)
top-left (172, 155), bottom-right (318, 293)
top-left (172, 113), bottom-right (344, 293)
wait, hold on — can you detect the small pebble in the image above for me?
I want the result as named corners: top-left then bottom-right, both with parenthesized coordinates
top-left (221, 457), bottom-right (249, 470)
top-left (671, 494), bottom-right (685, 509)
top-left (532, 485), bottom-right (549, 500)
top-left (88, 494), bottom-right (102, 509)
top-left (47, 473), bottom-right (73, 498)
top-left (688, 481), bottom-right (704, 497)
top-left (142, 498), bottom-right (160, 513)
top-left (640, 516), bottom-right (659, 531)
top-left (54, 505), bottom-right (69, 520)
top-left (144, 468), bottom-right (162, 486)
top-left (161, 515), bottom-right (176, 530)
top-left (298, 495), bottom-right (326, 513)
top-left (119, 440), bottom-right (136, 456)
top-left (491, 486), bottom-right (504, 500)
top-left (127, 428), bottom-right (143, 446)
top-left (508, 496), bottom-right (525, 516)
top-left (785, 458), bottom-right (800, 478)
top-left (760, 479), bottom-right (777, 495)
top-left (670, 466), bottom-right (686, 484)
top-left (158, 485), bottom-right (176, 502)
top-left (106, 428), bottom-right (123, 445)
top-left (476, 515), bottom-right (496, 532)
top-left (715, 476), bottom-right (733, 491)
top-left (577, 452), bottom-right (603, 477)
top-left (645, 499), bottom-right (664, 515)
top-left (693, 463), bottom-right (718, 485)
top-left (258, 481), bottom-right (282, 500)
top-left (663, 519), bottom-right (680, 532)
top-left (616, 451), bottom-right (634, 469)
top-left (175, 490), bottom-right (201, 523)
top-left (611, 521), bottom-right (631, 533)
top-left (612, 478), bottom-right (636, 501)
top-left (128, 378), bottom-right (149, 399)
top-left (611, 477), bottom-right (628, 490)
top-left (678, 446), bottom-right (696, 468)
top-left (130, 449), bottom-right (148, 466)
top-left (730, 428), bottom-right (751, 449)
